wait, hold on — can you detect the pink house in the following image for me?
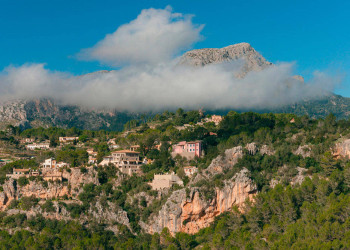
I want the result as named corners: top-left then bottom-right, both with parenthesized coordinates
top-left (171, 141), bottom-right (203, 159)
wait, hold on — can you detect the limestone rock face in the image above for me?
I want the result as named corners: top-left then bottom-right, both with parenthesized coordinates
top-left (179, 43), bottom-right (272, 76)
top-left (0, 100), bottom-right (28, 128)
top-left (89, 200), bottom-right (131, 230)
top-left (20, 181), bottom-right (69, 200)
top-left (0, 179), bottom-right (16, 209)
top-left (204, 146), bottom-right (243, 178)
top-left (63, 167), bottom-right (99, 196)
top-left (143, 168), bottom-right (257, 235)
top-left (0, 167), bottom-right (99, 210)
top-left (333, 139), bottom-right (350, 158)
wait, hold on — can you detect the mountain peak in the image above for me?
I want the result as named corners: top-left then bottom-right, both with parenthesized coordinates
top-left (179, 42), bottom-right (272, 75)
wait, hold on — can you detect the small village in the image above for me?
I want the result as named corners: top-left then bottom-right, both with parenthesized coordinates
top-left (0, 113), bottom-right (222, 197)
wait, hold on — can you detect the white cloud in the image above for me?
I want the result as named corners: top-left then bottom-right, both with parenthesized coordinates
top-left (0, 62), bottom-right (338, 112)
top-left (78, 6), bottom-right (203, 66)
top-left (0, 7), bottom-right (339, 112)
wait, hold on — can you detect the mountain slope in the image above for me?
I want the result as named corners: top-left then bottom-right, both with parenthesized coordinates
top-left (1, 42), bottom-right (349, 130)
top-left (0, 99), bottom-right (138, 131)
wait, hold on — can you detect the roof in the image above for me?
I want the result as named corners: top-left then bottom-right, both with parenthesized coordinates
top-left (187, 140), bottom-right (202, 144)
top-left (112, 150), bottom-right (140, 154)
top-left (13, 168), bottom-right (30, 172)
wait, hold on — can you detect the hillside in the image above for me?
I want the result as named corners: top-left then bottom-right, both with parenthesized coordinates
top-left (1, 110), bottom-right (350, 248)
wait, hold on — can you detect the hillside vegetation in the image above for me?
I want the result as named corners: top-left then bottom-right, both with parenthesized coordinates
top-left (0, 110), bottom-right (350, 249)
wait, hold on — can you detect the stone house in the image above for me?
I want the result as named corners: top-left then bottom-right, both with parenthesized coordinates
top-left (99, 150), bottom-right (143, 176)
top-left (43, 173), bottom-right (63, 182)
top-left (6, 168), bottom-right (39, 179)
top-left (149, 173), bottom-right (184, 190)
top-left (204, 115), bottom-right (223, 125)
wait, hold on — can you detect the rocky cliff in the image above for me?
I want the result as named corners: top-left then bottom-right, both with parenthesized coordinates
top-left (142, 168), bottom-right (257, 235)
top-left (333, 138), bottom-right (350, 158)
top-left (0, 167), bottom-right (99, 210)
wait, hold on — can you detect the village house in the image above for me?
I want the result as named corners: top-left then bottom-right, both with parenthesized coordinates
top-left (19, 138), bottom-right (35, 144)
top-left (171, 141), bottom-right (203, 160)
top-left (88, 155), bottom-right (97, 164)
top-left (183, 166), bottom-right (198, 177)
top-left (41, 158), bottom-right (70, 169)
top-left (86, 148), bottom-right (97, 156)
top-left (26, 142), bottom-right (50, 150)
top-left (99, 150), bottom-right (143, 176)
top-left (59, 137), bottom-right (79, 143)
top-left (6, 168), bottom-right (39, 179)
top-left (87, 148), bottom-right (98, 164)
top-left (149, 173), bottom-right (184, 190)
top-left (129, 145), bottom-right (140, 152)
top-left (205, 115), bottom-right (223, 125)
top-left (43, 172), bottom-right (63, 182)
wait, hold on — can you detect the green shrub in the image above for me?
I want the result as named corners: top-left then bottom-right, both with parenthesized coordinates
top-left (18, 176), bottom-right (29, 187)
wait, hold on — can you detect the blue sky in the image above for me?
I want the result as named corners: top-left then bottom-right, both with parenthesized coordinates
top-left (1, 0), bottom-right (349, 96)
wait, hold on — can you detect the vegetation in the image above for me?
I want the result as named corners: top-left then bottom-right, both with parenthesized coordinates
top-left (1, 110), bottom-right (350, 248)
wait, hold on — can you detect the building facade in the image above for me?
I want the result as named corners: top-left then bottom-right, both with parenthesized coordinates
top-left (26, 143), bottom-right (50, 150)
top-left (59, 137), bottom-right (79, 143)
top-left (99, 150), bottom-right (143, 175)
top-left (171, 141), bottom-right (203, 160)
top-left (149, 173), bottom-right (184, 190)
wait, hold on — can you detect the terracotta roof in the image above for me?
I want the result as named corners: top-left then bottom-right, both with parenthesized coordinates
top-left (13, 168), bottom-right (30, 172)
top-left (187, 140), bottom-right (202, 144)
top-left (112, 150), bottom-right (140, 154)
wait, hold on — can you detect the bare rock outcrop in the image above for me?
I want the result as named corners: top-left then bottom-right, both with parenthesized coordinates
top-left (179, 43), bottom-right (272, 77)
top-left (260, 144), bottom-right (275, 155)
top-left (0, 167), bottom-right (99, 210)
top-left (20, 181), bottom-right (69, 200)
top-left (203, 146), bottom-right (243, 178)
top-left (89, 200), bottom-right (131, 230)
top-left (142, 168), bottom-right (256, 235)
top-left (294, 145), bottom-right (312, 158)
top-left (63, 167), bottom-right (99, 196)
top-left (333, 139), bottom-right (350, 158)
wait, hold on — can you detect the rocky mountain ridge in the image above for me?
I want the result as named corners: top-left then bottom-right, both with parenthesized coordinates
top-left (0, 98), bottom-right (138, 131)
top-left (1, 43), bottom-right (350, 130)
top-left (179, 42), bottom-right (272, 76)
